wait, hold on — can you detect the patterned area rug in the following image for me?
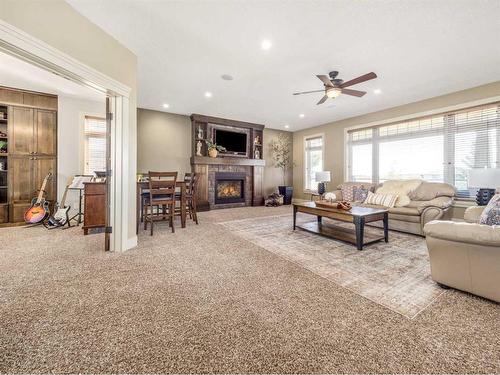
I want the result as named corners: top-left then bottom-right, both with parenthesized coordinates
top-left (219, 213), bottom-right (443, 319)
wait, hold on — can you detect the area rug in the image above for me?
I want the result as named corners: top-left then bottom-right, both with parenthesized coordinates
top-left (219, 213), bottom-right (443, 319)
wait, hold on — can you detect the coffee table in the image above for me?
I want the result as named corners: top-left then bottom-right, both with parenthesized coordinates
top-left (293, 201), bottom-right (389, 250)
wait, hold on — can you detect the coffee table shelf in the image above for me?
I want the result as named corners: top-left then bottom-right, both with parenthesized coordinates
top-left (293, 201), bottom-right (389, 250)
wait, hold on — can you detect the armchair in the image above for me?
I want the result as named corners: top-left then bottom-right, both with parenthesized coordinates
top-left (424, 205), bottom-right (500, 302)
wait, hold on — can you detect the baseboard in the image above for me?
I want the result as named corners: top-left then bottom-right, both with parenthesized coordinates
top-left (126, 235), bottom-right (138, 251)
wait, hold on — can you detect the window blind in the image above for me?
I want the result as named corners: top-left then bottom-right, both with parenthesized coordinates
top-left (347, 102), bottom-right (500, 198)
top-left (84, 116), bottom-right (107, 175)
top-left (304, 135), bottom-right (324, 190)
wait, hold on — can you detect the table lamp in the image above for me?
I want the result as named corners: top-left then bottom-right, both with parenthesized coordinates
top-left (315, 171), bottom-right (331, 195)
top-left (467, 168), bottom-right (500, 205)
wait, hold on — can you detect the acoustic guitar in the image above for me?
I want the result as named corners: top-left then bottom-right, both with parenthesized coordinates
top-left (48, 177), bottom-right (72, 227)
top-left (24, 172), bottom-right (52, 224)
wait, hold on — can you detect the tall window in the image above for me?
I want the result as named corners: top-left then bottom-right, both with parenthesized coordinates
top-left (304, 134), bottom-right (324, 191)
top-left (347, 103), bottom-right (500, 198)
top-left (84, 116), bottom-right (106, 175)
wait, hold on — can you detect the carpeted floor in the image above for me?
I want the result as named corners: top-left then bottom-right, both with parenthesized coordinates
top-left (0, 206), bottom-right (499, 374)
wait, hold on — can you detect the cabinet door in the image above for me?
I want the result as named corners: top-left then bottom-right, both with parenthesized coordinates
top-left (35, 110), bottom-right (57, 156)
top-left (9, 156), bottom-right (33, 202)
top-left (33, 157), bottom-right (57, 203)
top-left (9, 107), bottom-right (34, 155)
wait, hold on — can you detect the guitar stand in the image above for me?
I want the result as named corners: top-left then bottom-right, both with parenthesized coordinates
top-left (69, 188), bottom-right (84, 226)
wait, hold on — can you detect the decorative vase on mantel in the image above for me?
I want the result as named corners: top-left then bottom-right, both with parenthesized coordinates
top-left (208, 148), bottom-right (218, 158)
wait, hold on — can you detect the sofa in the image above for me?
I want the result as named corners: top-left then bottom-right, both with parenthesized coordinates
top-left (328, 180), bottom-right (456, 236)
top-left (424, 204), bottom-right (500, 302)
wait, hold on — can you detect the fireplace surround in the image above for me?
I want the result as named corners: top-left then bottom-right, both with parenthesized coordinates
top-left (190, 114), bottom-right (266, 210)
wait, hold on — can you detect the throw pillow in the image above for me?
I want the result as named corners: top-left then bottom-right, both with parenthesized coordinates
top-left (479, 194), bottom-right (500, 226)
top-left (353, 186), bottom-right (369, 202)
top-left (340, 185), bottom-right (355, 202)
top-left (364, 191), bottom-right (398, 208)
top-left (375, 179), bottom-right (423, 207)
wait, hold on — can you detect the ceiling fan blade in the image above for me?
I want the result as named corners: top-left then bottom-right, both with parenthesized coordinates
top-left (316, 75), bottom-right (333, 87)
top-left (340, 72), bottom-right (377, 88)
top-left (292, 89), bottom-right (325, 96)
top-left (341, 88), bottom-right (366, 97)
top-left (316, 95), bottom-right (328, 105)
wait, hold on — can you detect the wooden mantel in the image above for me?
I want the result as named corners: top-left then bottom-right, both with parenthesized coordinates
top-left (191, 156), bottom-right (265, 166)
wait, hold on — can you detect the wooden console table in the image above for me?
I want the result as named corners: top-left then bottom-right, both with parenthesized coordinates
top-left (293, 202), bottom-right (389, 250)
top-left (82, 181), bottom-right (106, 235)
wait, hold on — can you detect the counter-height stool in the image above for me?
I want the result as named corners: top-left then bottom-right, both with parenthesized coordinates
top-left (143, 171), bottom-right (177, 235)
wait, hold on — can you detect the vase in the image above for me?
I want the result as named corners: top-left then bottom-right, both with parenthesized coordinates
top-left (278, 186), bottom-right (293, 205)
top-left (208, 148), bottom-right (218, 158)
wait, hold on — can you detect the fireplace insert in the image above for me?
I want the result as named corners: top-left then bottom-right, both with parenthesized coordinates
top-left (214, 172), bottom-right (245, 204)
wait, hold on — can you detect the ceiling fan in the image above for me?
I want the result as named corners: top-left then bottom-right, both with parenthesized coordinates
top-left (293, 71), bottom-right (377, 105)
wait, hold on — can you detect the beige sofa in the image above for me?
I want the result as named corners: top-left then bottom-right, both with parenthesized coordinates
top-left (329, 180), bottom-right (456, 236)
top-left (424, 205), bottom-right (500, 302)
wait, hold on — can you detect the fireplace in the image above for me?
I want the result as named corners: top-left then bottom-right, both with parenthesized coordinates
top-left (215, 172), bottom-right (245, 204)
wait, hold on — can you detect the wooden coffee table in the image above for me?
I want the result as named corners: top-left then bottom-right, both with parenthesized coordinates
top-left (293, 202), bottom-right (389, 250)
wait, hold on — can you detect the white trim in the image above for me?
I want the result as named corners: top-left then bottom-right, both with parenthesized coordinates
top-left (0, 19), bottom-right (131, 97)
top-left (0, 19), bottom-right (134, 252)
top-left (303, 133), bottom-right (325, 191)
top-left (127, 236), bottom-right (138, 250)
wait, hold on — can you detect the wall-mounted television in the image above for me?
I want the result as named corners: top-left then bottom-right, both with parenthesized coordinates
top-left (214, 129), bottom-right (248, 156)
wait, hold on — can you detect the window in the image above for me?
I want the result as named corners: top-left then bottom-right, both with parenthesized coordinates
top-left (84, 116), bottom-right (107, 175)
top-left (347, 103), bottom-right (500, 199)
top-left (304, 134), bottom-right (324, 191)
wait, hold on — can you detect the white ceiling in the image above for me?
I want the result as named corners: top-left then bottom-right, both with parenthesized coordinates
top-left (0, 51), bottom-right (105, 102)
top-left (67, 0), bottom-right (500, 131)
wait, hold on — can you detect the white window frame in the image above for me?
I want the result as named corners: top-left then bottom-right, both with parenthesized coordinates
top-left (80, 113), bottom-right (106, 174)
top-left (303, 133), bottom-right (325, 192)
top-left (345, 101), bottom-right (500, 200)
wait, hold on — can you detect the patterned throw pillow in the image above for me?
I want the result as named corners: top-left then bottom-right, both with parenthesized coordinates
top-left (364, 191), bottom-right (398, 208)
top-left (340, 185), bottom-right (355, 202)
top-left (353, 186), bottom-right (369, 202)
top-left (479, 194), bottom-right (500, 226)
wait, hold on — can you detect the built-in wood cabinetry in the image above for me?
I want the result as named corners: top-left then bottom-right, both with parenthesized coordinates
top-left (0, 86), bottom-right (57, 225)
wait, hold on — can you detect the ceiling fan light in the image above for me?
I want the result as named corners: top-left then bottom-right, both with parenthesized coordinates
top-left (326, 88), bottom-right (341, 98)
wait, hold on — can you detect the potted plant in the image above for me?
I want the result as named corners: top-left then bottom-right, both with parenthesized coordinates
top-left (205, 139), bottom-right (226, 158)
top-left (270, 133), bottom-right (295, 205)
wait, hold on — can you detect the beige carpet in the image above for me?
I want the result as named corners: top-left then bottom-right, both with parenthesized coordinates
top-left (0, 206), bottom-right (499, 374)
top-left (219, 213), bottom-right (442, 319)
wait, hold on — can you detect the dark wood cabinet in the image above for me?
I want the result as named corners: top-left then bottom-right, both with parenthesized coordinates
top-left (1, 87), bottom-right (58, 225)
top-left (83, 181), bottom-right (106, 234)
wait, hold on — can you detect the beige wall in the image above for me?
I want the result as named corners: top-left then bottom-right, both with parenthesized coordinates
top-left (293, 81), bottom-right (500, 203)
top-left (2, 0), bottom-right (138, 243)
top-left (137, 109), bottom-right (191, 176)
top-left (137, 109), bottom-right (292, 196)
top-left (263, 129), bottom-right (293, 195)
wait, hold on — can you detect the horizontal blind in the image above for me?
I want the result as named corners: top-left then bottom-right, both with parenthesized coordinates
top-left (304, 135), bottom-right (324, 190)
top-left (448, 105), bottom-right (499, 197)
top-left (84, 116), bottom-right (106, 175)
top-left (347, 102), bottom-right (500, 198)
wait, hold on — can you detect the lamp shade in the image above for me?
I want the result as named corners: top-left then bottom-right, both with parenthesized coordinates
top-left (467, 168), bottom-right (500, 188)
top-left (315, 171), bottom-right (331, 182)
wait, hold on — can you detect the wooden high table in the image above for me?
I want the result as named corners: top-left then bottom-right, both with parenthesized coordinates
top-left (136, 181), bottom-right (186, 234)
top-left (293, 201), bottom-right (389, 250)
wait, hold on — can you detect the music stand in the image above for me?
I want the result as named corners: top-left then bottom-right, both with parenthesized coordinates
top-left (68, 175), bottom-right (93, 225)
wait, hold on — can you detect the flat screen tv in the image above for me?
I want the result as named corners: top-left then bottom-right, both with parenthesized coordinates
top-left (214, 129), bottom-right (247, 155)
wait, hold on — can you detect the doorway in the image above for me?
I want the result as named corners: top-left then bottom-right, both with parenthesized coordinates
top-left (0, 23), bottom-right (133, 251)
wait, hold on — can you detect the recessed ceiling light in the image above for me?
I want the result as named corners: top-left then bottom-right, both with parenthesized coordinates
top-left (284, 125), bottom-right (290, 129)
top-left (299, 114), bottom-right (305, 118)
top-left (221, 74), bottom-right (234, 81)
top-left (205, 91), bottom-right (213, 98)
top-left (162, 103), bottom-right (170, 108)
top-left (373, 89), bottom-right (382, 94)
top-left (261, 39), bottom-right (272, 50)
